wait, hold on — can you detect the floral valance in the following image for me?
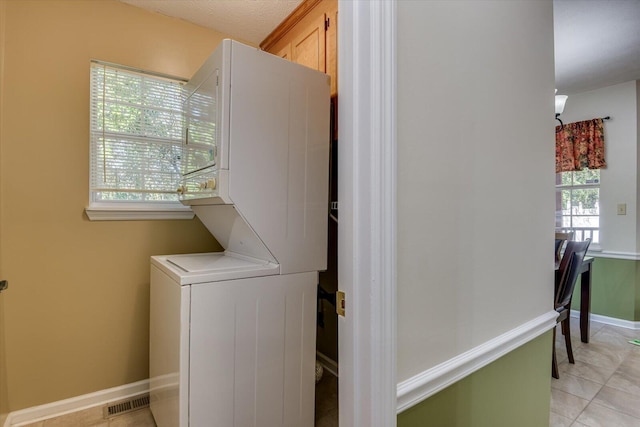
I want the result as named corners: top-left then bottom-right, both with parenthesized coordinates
top-left (555, 118), bottom-right (607, 173)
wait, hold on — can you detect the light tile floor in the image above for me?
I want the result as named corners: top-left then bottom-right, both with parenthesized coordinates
top-left (550, 317), bottom-right (640, 427)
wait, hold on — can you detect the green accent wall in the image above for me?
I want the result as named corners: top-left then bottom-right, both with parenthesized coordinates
top-left (397, 332), bottom-right (552, 427)
top-left (571, 257), bottom-right (640, 321)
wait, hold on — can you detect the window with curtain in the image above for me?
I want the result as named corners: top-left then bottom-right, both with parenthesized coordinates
top-left (555, 118), bottom-right (606, 243)
top-left (88, 61), bottom-right (190, 219)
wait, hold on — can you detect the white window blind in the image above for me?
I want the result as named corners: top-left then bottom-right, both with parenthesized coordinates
top-left (89, 61), bottom-right (186, 206)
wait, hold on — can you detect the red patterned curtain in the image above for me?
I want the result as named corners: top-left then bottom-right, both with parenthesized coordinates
top-left (555, 118), bottom-right (606, 173)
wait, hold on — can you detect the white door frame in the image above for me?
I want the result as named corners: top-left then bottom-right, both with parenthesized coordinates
top-left (338, 1), bottom-right (397, 426)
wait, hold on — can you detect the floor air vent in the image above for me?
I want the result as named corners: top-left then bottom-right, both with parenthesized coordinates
top-left (103, 394), bottom-right (150, 418)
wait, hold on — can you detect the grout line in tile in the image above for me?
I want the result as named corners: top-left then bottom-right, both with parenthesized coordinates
top-left (550, 321), bottom-right (640, 427)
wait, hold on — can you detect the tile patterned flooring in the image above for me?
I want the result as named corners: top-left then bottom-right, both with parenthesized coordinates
top-left (550, 318), bottom-right (640, 426)
top-left (17, 320), bottom-right (640, 427)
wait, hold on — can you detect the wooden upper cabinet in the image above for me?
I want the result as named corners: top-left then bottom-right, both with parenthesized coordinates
top-left (261, 0), bottom-right (337, 97)
top-left (275, 43), bottom-right (292, 61)
top-left (291, 13), bottom-right (326, 72)
top-left (325, 0), bottom-right (337, 96)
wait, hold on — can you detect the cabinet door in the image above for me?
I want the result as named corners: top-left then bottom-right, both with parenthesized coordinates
top-left (262, 0), bottom-right (337, 97)
top-left (325, 1), bottom-right (338, 96)
top-left (291, 13), bottom-right (326, 73)
top-left (275, 43), bottom-right (292, 61)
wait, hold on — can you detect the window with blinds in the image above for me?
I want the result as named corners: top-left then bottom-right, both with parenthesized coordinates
top-left (89, 61), bottom-right (186, 205)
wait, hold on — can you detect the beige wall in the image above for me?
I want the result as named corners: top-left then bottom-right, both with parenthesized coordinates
top-left (0, 0), bottom-right (229, 411)
top-left (0, 0), bottom-right (9, 425)
top-left (0, 0), bottom-right (8, 422)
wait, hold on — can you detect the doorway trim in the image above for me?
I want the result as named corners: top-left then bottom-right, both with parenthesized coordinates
top-left (338, 1), bottom-right (397, 426)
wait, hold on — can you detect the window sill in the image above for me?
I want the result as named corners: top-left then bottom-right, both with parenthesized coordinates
top-left (85, 205), bottom-right (194, 221)
top-left (587, 243), bottom-right (602, 253)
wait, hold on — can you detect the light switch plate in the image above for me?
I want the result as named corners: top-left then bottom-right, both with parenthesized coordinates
top-left (617, 203), bottom-right (627, 215)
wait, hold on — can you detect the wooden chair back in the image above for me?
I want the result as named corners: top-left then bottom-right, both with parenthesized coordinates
top-left (555, 232), bottom-right (574, 240)
top-left (555, 231), bottom-right (574, 262)
top-left (555, 239), bottom-right (563, 262)
top-left (555, 239), bottom-right (590, 309)
top-left (558, 239), bottom-right (588, 277)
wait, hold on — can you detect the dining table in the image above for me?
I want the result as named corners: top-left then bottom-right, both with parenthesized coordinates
top-left (555, 256), bottom-right (594, 343)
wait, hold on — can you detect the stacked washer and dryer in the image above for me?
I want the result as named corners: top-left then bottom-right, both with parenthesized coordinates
top-left (149, 40), bottom-right (330, 427)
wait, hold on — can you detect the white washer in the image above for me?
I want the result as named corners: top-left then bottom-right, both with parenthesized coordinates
top-left (150, 252), bottom-right (316, 427)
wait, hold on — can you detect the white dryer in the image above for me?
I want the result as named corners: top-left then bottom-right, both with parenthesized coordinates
top-left (149, 39), bottom-right (330, 427)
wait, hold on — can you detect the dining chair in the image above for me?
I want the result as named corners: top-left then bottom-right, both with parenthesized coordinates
top-left (555, 231), bottom-right (574, 262)
top-left (555, 239), bottom-right (563, 262)
top-left (552, 238), bottom-right (591, 379)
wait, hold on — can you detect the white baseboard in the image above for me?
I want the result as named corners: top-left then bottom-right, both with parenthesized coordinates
top-left (570, 311), bottom-right (640, 330)
top-left (396, 310), bottom-right (557, 413)
top-left (4, 379), bottom-right (149, 427)
top-left (316, 351), bottom-right (339, 378)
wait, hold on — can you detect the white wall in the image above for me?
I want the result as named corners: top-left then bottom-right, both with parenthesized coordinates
top-left (558, 81), bottom-right (639, 255)
top-left (396, 1), bottom-right (555, 382)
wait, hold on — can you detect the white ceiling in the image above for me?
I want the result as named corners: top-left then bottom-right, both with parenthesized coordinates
top-left (119, 0), bottom-right (640, 95)
top-left (119, 0), bottom-right (303, 46)
top-left (554, 0), bottom-right (640, 95)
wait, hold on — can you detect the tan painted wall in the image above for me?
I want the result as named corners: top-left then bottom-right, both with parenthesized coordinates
top-left (0, 0), bottom-right (230, 411)
top-left (0, 0), bottom-right (9, 425)
top-left (0, 0), bottom-right (9, 422)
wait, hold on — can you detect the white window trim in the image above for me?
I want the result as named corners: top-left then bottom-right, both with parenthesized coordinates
top-left (85, 203), bottom-right (194, 221)
top-left (86, 60), bottom-right (192, 221)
